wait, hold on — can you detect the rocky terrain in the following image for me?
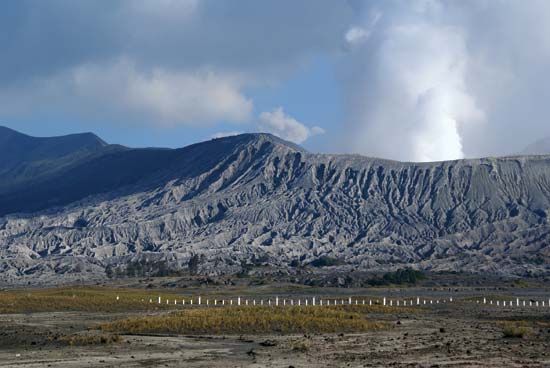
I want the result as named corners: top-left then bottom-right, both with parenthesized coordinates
top-left (0, 127), bottom-right (549, 284)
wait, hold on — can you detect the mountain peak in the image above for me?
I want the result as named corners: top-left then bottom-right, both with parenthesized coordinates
top-left (212, 132), bottom-right (307, 153)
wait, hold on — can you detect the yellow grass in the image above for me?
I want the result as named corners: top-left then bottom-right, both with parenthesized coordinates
top-left (0, 287), bottom-right (187, 314)
top-left (101, 306), bottom-right (389, 335)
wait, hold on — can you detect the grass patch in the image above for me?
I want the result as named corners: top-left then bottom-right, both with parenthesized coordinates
top-left (0, 287), bottom-right (187, 314)
top-left (101, 306), bottom-right (389, 335)
top-left (501, 322), bottom-right (532, 338)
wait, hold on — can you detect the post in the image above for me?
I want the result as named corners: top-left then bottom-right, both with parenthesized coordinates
top-left (313, 297), bottom-right (316, 306)
top-left (276, 297), bottom-right (279, 306)
top-left (198, 296), bottom-right (202, 305)
top-left (483, 297), bottom-right (486, 304)
top-left (298, 300), bottom-right (301, 306)
top-left (417, 297), bottom-right (420, 305)
top-left (383, 297), bottom-right (386, 306)
top-left (158, 296), bottom-right (161, 304)
top-left (238, 297), bottom-right (241, 306)
top-left (305, 299), bottom-right (308, 306)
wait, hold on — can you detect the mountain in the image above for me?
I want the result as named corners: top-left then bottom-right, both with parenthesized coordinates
top-left (0, 125), bottom-right (122, 194)
top-left (0, 129), bottom-right (549, 284)
top-left (522, 136), bottom-right (550, 156)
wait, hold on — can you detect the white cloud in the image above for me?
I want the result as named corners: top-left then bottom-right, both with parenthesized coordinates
top-left (345, 27), bottom-right (370, 45)
top-left (258, 107), bottom-right (325, 144)
top-left (0, 60), bottom-right (253, 126)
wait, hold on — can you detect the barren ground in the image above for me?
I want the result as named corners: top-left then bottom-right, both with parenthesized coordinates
top-left (1, 285), bottom-right (549, 367)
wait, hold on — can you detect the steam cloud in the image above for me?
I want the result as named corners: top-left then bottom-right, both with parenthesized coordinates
top-left (342, 0), bottom-right (550, 161)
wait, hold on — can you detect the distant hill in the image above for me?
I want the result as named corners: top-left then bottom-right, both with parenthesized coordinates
top-left (0, 126), bottom-right (121, 193)
top-left (521, 137), bottom-right (550, 156)
top-left (0, 127), bottom-right (549, 284)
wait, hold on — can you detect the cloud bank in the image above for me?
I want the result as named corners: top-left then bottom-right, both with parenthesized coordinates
top-left (0, 0), bottom-right (352, 137)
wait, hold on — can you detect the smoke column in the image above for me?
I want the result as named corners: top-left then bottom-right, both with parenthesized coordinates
top-left (343, 1), bottom-right (484, 162)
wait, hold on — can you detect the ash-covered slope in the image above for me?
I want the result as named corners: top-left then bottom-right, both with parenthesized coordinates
top-left (1, 132), bottom-right (549, 283)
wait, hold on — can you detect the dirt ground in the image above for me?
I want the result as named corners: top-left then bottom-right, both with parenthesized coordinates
top-left (1, 298), bottom-right (549, 368)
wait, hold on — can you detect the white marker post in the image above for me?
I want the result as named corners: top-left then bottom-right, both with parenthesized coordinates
top-left (383, 297), bottom-right (386, 306)
top-left (158, 296), bottom-right (161, 304)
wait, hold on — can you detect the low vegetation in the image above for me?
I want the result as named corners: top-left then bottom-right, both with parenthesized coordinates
top-left (0, 287), bottom-right (186, 314)
top-left (367, 268), bottom-right (426, 286)
top-left (501, 322), bottom-right (532, 338)
top-left (101, 306), bottom-right (389, 335)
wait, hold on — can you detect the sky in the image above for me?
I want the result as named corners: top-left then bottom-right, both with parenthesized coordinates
top-left (1, 0), bottom-right (550, 161)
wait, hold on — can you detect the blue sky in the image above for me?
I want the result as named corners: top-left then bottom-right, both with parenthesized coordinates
top-left (2, 1), bottom-right (550, 161)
